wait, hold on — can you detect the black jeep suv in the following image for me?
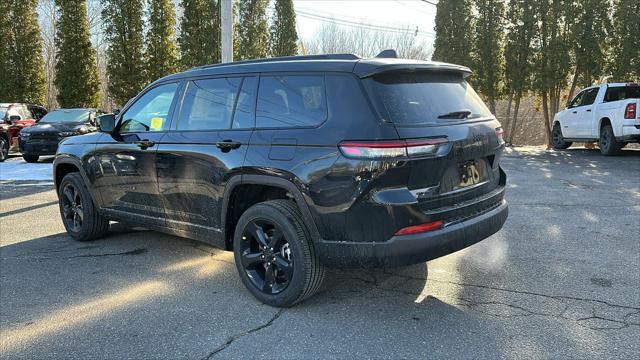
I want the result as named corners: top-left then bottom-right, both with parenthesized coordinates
top-left (54, 52), bottom-right (508, 307)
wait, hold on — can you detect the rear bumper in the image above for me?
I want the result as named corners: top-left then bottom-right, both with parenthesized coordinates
top-left (316, 200), bottom-right (508, 268)
top-left (619, 125), bottom-right (640, 142)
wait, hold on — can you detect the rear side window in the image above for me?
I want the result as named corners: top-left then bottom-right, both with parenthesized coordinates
top-left (581, 88), bottom-right (599, 106)
top-left (604, 86), bottom-right (640, 102)
top-left (256, 75), bottom-right (327, 128)
top-left (371, 72), bottom-right (492, 125)
top-left (178, 77), bottom-right (242, 131)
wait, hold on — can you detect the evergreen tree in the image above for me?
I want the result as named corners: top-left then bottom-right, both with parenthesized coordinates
top-left (503, 0), bottom-right (537, 144)
top-left (269, 0), bottom-right (298, 57)
top-left (179, 0), bottom-right (220, 68)
top-left (102, 0), bottom-right (146, 106)
top-left (532, 0), bottom-right (572, 148)
top-left (472, 0), bottom-right (505, 113)
top-left (145, 0), bottom-right (180, 81)
top-left (567, 0), bottom-right (611, 99)
top-left (54, 0), bottom-right (101, 108)
top-left (236, 0), bottom-right (269, 60)
top-left (0, 0), bottom-right (46, 104)
top-left (0, 1), bottom-right (14, 101)
top-left (432, 0), bottom-right (473, 68)
top-left (609, 0), bottom-right (640, 81)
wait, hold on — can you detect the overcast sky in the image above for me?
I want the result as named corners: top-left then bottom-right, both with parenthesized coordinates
top-left (292, 0), bottom-right (437, 48)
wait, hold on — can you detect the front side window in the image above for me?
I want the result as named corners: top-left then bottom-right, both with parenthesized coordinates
top-left (178, 77), bottom-right (242, 131)
top-left (256, 75), bottom-right (327, 128)
top-left (120, 83), bottom-right (178, 132)
top-left (569, 91), bottom-right (586, 108)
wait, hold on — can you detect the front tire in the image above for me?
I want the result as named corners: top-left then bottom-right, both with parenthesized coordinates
top-left (22, 154), bottom-right (39, 163)
top-left (58, 173), bottom-right (110, 241)
top-left (599, 124), bottom-right (622, 156)
top-left (0, 137), bottom-right (8, 162)
top-left (233, 200), bottom-right (325, 307)
top-left (551, 123), bottom-right (572, 150)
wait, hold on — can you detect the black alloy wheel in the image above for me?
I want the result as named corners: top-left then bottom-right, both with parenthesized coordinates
top-left (60, 182), bottom-right (84, 232)
top-left (239, 219), bottom-right (294, 295)
top-left (551, 124), bottom-right (571, 149)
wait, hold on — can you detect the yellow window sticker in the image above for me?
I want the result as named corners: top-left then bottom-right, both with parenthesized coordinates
top-left (150, 117), bottom-right (164, 130)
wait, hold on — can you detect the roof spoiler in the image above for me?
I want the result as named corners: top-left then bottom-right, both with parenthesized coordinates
top-left (375, 49), bottom-right (398, 59)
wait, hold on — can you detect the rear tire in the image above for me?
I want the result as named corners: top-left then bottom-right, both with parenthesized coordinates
top-left (233, 199), bottom-right (325, 307)
top-left (599, 124), bottom-right (622, 156)
top-left (58, 173), bottom-right (110, 241)
top-left (551, 123), bottom-right (572, 150)
top-left (22, 154), bottom-right (39, 163)
top-left (0, 137), bottom-right (8, 162)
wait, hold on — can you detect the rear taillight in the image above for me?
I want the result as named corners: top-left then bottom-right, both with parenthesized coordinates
top-left (624, 103), bottom-right (637, 119)
top-left (395, 220), bottom-right (444, 236)
top-left (339, 138), bottom-right (448, 159)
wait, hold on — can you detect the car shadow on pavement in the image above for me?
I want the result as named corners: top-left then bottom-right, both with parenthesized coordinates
top-left (0, 227), bottom-right (505, 359)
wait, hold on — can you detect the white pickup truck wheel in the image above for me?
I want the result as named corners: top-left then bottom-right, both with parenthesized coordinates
top-left (599, 124), bottom-right (622, 156)
top-left (551, 123), bottom-right (572, 150)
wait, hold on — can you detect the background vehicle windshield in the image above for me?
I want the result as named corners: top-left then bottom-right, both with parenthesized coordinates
top-left (40, 109), bottom-right (90, 123)
top-left (371, 72), bottom-right (492, 125)
top-left (0, 107), bottom-right (7, 120)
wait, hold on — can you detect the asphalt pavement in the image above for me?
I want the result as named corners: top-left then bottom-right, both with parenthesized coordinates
top-left (0, 147), bottom-right (639, 359)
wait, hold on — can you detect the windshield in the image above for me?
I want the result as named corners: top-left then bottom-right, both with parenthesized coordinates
top-left (371, 72), bottom-right (492, 125)
top-left (0, 107), bottom-right (7, 120)
top-left (40, 109), bottom-right (90, 123)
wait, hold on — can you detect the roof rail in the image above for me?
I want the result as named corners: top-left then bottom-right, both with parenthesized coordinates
top-left (192, 53), bottom-right (361, 71)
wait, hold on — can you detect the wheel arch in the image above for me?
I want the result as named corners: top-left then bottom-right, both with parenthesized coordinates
top-left (598, 117), bottom-right (612, 136)
top-left (222, 174), bottom-right (321, 251)
top-left (53, 155), bottom-right (100, 205)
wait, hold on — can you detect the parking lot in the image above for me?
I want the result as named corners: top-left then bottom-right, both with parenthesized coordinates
top-left (0, 147), bottom-right (638, 359)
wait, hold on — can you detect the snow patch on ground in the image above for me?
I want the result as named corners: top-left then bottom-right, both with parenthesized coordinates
top-left (0, 157), bottom-right (54, 181)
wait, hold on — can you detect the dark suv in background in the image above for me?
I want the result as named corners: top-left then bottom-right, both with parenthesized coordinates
top-left (19, 108), bottom-right (102, 163)
top-left (54, 52), bottom-right (508, 307)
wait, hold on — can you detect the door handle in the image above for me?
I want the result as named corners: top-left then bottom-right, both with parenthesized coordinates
top-left (586, 109), bottom-right (592, 112)
top-left (216, 140), bottom-right (241, 151)
top-left (572, 111), bottom-right (577, 114)
top-left (135, 139), bottom-right (155, 149)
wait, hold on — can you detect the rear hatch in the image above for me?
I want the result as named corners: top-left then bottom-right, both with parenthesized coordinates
top-left (365, 71), bottom-right (505, 217)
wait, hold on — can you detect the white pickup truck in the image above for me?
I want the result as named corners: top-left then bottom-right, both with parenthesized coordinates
top-left (552, 83), bottom-right (640, 155)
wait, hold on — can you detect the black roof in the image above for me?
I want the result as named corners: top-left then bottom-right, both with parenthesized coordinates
top-left (154, 53), bottom-right (472, 86)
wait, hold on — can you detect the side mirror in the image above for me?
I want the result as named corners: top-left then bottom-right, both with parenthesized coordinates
top-left (113, 108), bottom-right (121, 116)
top-left (8, 115), bottom-right (21, 124)
top-left (97, 114), bottom-right (116, 132)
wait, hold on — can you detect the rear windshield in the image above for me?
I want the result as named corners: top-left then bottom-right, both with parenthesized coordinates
top-left (371, 72), bottom-right (492, 125)
top-left (604, 86), bottom-right (640, 102)
top-left (40, 109), bottom-right (90, 123)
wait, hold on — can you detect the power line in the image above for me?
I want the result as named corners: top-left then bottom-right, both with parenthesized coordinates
top-left (295, 10), bottom-right (435, 37)
top-left (419, 0), bottom-right (439, 6)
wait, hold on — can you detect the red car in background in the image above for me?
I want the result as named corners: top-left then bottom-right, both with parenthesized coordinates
top-left (0, 103), bottom-right (47, 162)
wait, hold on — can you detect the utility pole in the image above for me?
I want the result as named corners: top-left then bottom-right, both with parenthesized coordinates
top-left (221, 0), bottom-right (233, 63)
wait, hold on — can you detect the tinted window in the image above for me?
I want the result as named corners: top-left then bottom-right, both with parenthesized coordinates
top-left (372, 72), bottom-right (492, 125)
top-left (178, 78), bottom-right (241, 131)
top-left (233, 77), bottom-right (257, 129)
top-left (569, 91), bottom-right (586, 108)
top-left (40, 109), bottom-right (90, 123)
top-left (120, 83), bottom-right (178, 132)
top-left (604, 85), bottom-right (640, 102)
top-left (256, 75), bottom-right (326, 128)
top-left (581, 88), bottom-right (599, 106)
